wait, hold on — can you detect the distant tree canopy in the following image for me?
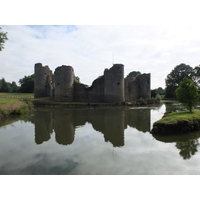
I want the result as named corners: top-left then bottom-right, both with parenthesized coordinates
top-left (151, 87), bottom-right (165, 98)
top-left (165, 63), bottom-right (200, 98)
top-left (19, 74), bottom-right (34, 93)
top-left (126, 71), bottom-right (141, 79)
top-left (0, 27), bottom-right (8, 51)
top-left (0, 78), bottom-right (19, 92)
top-left (175, 77), bottom-right (199, 112)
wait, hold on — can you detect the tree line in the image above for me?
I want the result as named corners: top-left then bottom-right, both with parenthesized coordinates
top-left (165, 63), bottom-right (200, 98)
top-left (0, 75), bottom-right (34, 93)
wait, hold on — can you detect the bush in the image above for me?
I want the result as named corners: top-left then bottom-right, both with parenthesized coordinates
top-left (136, 98), bottom-right (147, 105)
top-left (147, 98), bottom-right (156, 104)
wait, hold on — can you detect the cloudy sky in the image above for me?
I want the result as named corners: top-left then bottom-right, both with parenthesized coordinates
top-left (1, 1), bottom-right (200, 89)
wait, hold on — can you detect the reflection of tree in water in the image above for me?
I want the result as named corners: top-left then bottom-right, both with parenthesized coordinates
top-left (175, 139), bottom-right (199, 160)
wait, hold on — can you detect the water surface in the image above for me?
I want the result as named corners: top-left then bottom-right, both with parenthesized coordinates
top-left (1, 102), bottom-right (200, 175)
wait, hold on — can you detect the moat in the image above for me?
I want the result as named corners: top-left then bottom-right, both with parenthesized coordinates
top-left (1, 101), bottom-right (200, 175)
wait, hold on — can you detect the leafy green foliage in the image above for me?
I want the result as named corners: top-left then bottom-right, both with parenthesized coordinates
top-left (126, 71), bottom-right (141, 78)
top-left (175, 77), bottom-right (199, 112)
top-left (0, 78), bottom-right (11, 92)
top-left (165, 63), bottom-right (195, 98)
top-left (19, 74), bottom-right (34, 93)
top-left (0, 74), bottom-right (34, 93)
top-left (0, 78), bottom-right (19, 92)
top-left (0, 27), bottom-right (8, 51)
top-left (151, 87), bottom-right (165, 98)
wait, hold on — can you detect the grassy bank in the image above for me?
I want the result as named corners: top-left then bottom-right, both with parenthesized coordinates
top-left (151, 110), bottom-right (200, 135)
top-left (0, 98), bottom-right (33, 120)
top-left (0, 93), bottom-right (34, 99)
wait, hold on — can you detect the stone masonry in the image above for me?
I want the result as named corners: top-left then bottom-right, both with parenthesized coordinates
top-left (34, 63), bottom-right (151, 103)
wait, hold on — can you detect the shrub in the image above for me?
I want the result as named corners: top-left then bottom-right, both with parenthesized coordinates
top-left (136, 98), bottom-right (147, 105)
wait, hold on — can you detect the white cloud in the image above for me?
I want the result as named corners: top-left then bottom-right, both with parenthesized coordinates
top-left (1, 25), bottom-right (200, 89)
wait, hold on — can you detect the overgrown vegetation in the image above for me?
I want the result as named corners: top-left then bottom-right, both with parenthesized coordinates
top-left (124, 96), bottom-right (161, 106)
top-left (0, 98), bottom-right (33, 119)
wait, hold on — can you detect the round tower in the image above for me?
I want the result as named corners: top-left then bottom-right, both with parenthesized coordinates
top-left (34, 63), bottom-right (51, 98)
top-left (54, 65), bottom-right (75, 102)
top-left (104, 64), bottom-right (125, 103)
top-left (137, 73), bottom-right (151, 100)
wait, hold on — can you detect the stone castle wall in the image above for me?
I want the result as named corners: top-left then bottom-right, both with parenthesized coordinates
top-left (73, 82), bottom-right (88, 102)
top-left (87, 75), bottom-right (105, 102)
top-left (34, 63), bottom-right (151, 103)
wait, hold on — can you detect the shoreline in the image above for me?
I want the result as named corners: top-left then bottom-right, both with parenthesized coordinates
top-left (32, 97), bottom-right (161, 107)
top-left (151, 110), bottom-right (200, 135)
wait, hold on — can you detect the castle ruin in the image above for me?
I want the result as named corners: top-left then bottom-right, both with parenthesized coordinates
top-left (34, 63), bottom-right (151, 103)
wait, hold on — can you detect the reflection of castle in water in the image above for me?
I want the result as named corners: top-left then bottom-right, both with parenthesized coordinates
top-left (33, 108), bottom-right (151, 147)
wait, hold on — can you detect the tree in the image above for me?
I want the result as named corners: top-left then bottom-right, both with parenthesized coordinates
top-left (175, 77), bottom-right (199, 112)
top-left (165, 63), bottom-right (195, 98)
top-left (126, 71), bottom-right (141, 79)
top-left (0, 78), bottom-right (11, 92)
top-left (0, 27), bottom-right (8, 51)
top-left (19, 74), bottom-right (34, 93)
top-left (156, 87), bottom-right (165, 95)
top-left (11, 81), bottom-right (19, 93)
top-left (151, 87), bottom-right (165, 98)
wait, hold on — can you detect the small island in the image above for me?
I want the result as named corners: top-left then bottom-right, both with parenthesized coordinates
top-left (151, 110), bottom-right (200, 135)
top-left (151, 77), bottom-right (200, 135)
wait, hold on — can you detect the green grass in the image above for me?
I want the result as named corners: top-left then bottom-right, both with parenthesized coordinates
top-left (0, 97), bottom-right (33, 119)
top-left (0, 92), bottom-right (34, 98)
top-left (151, 110), bottom-right (200, 134)
top-left (155, 110), bottom-right (200, 125)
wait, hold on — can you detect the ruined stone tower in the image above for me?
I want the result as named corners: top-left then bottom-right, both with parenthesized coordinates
top-left (104, 64), bottom-right (125, 103)
top-left (34, 63), bottom-right (54, 98)
top-left (124, 73), bottom-right (150, 101)
top-left (54, 65), bottom-right (75, 102)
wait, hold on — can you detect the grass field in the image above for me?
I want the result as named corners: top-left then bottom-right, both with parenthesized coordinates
top-left (0, 94), bottom-right (33, 119)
